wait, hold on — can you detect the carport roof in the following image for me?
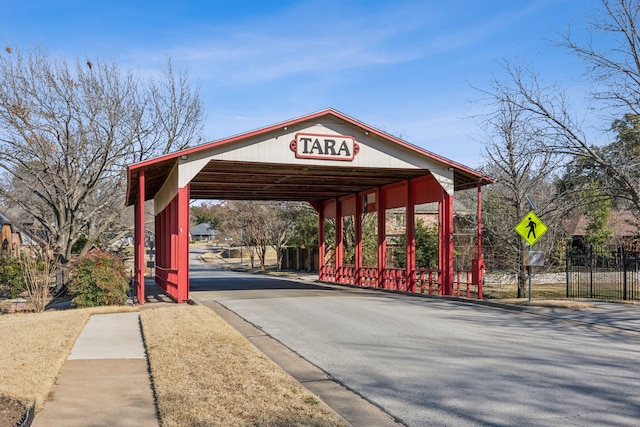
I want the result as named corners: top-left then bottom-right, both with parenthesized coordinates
top-left (126, 108), bottom-right (493, 206)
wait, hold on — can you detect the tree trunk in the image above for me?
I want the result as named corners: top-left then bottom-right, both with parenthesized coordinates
top-left (517, 263), bottom-right (528, 298)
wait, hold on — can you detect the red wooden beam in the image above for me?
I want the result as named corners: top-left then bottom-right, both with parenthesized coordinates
top-left (406, 180), bottom-right (416, 293)
top-left (135, 168), bottom-right (145, 304)
top-left (176, 185), bottom-right (190, 303)
top-left (377, 187), bottom-right (386, 289)
top-left (335, 199), bottom-right (343, 284)
top-left (319, 205), bottom-right (326, 280)
top-left (439, 191), bottom-right (454, 295)
top-left (476, 181), bottom-right (484, 300)
top-left (355, 192), bottom-right (363, 287)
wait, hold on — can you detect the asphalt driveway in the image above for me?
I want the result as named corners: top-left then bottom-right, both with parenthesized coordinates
top-left (189, 255), bottom-right (640, 426)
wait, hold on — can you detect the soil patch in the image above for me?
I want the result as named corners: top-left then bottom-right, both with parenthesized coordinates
top-left (0, 396), bottom-right (27, 427)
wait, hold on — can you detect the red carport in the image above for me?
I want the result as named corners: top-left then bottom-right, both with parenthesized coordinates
top-left (125, 108), bottom-right (493, 304)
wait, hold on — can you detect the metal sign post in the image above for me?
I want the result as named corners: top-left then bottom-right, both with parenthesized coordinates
top-left (524, 250), bottom-right (545, 302)
top-left (516, 211), bottom-right (547, 302)
top-left (225, 237), bottom-right (233, 259)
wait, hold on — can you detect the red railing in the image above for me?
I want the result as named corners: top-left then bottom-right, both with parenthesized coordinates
top-left (382, 268), bottom-right (407, 290)
top-left (340, 265), bottom-right (356, 284)
top-left (319, 265), bottom-right (481, 299)
top-left (416, 268), bottom-right (440, 295)
top-left (321, 265), bottom-right (336, 283)
top-left (361, 267), bottom-right (378, 287)
top-left (155, 266), bottom-right (179, 301)
top-left (453, 270), bottom-right (480, 298)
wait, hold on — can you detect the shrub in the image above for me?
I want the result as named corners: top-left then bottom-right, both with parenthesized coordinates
top-left (0, 257), bottom-right (24, 298)
top-left (69, 250), bottom-right (129, 307)
top-left (20, 251), bottom-right (57, 312)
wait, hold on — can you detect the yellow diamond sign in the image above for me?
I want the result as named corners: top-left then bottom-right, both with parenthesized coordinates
top-left (515, 211), bottom-right (548, 246)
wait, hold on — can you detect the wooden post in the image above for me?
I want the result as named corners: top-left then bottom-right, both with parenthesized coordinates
top-left (406, 180), bottom-right (416, 292)
top-left (176, 185), bottom-right (190, 303)
top-left (134, 168), bottom-right (145, 304)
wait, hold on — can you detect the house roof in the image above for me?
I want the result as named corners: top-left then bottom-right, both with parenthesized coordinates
top-left (126, 108), bottom-right (494, 206)
top-left (0, 211), bottom-right (13, 231)
top-left (564, 211), bottom-right (640, 237)
top-left (190, 223), bottom-right (216, 236)
top-left (0, 212), bottom-right (48, 247)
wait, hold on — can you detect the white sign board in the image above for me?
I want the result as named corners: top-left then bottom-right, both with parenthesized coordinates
top-left (524, 251), bottom-right (545, 267)
top-left (290, 132), bottom-right (359, 161)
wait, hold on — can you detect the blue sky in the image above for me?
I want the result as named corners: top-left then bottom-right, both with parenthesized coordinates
top-left (3, 0), bottom-right (597, 167)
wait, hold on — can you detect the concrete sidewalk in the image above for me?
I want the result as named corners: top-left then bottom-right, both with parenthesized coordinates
top-left (32, 312), bottom-right (158, 427)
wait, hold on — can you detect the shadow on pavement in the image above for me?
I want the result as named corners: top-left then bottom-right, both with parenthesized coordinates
top-left (189, 276), bottom-right (335, 292)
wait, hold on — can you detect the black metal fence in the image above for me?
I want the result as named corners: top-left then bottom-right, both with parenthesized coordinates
top-left (566, 245), bottom-right (640, 301)
top-left (17, 401), bottom-right (35, 427)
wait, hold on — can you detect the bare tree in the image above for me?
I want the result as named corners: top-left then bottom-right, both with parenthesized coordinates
top-left (0, 47), bottom-right (204, 261)
top-left (563, 0), bottom-right (640, 117)
top-left (267, 202), bottom-right (306, 271)
top-left (223, 201), bottom-right (315, 271)
top-left (225, 201), bottom-right (271, 270)
top-left (473, 95), bottom-right (564, 297)
top-left (488, 0), bottom-right (640, 218)
top-left (132, 59), bottom-right (205, 162)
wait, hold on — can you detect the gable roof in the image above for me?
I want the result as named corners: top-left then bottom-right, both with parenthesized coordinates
top-left (190, 223), bottom-right (216, 236)
top-left (0, 211), bottom-right (13, 231)
top-left (564, 211), bottom-right (640, 237)
top-left (126, 108), bottom-right (493, 206)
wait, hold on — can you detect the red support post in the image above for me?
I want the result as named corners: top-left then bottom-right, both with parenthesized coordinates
top-left (170, 197), bottom-right (178, 299)
top-left (160, 207), bottom-right (167, 291)
top-left (439, 191), bottom-right (454, 296)
top-left (335, 199), bottom-right (344, 284)
top-left (176, 185), bottom-right (190, 303)
top-left (476, 181), bottom-right (484, 300)
top-left (154, 213), bottom-right (160, 287)
top-left (318, 205), bottom-right (325, 281)
top-left (134, 168), bottom-right (145, 304)
top-left (377, 187), bottom-right (386, 289)
top-left (355, 193), bottom-right (363, 287)
top-left (406, 180), bottom-right (416, 292)
top-left (156, 209), bottom-right (162, 290)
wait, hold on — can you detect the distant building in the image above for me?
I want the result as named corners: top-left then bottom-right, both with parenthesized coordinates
top-left (190, 223), bottom-right (217, 241)
top-left (0, 212), bottom-right (21, 258)
top-left (0, 212), bottom-right (51, 258)
top-left (564, 210), bottom-right (640, 248)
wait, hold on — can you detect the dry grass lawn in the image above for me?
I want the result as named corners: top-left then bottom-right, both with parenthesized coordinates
top-left (140, 305), bottom-right (346, 427)
top-left (484, 282), bottom-right (569, 300)
top-left (0, 306), bottom-right (137, 411)
top-left (498, 298), bottom-right (596, 308)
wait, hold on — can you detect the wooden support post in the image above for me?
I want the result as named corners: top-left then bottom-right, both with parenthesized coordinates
top-left (439, 191), bottom-right (454, 296)
top-left (176, 185), bottom-right (190, 303)
top-left (406, 180), bottom-right (416, 292)
top-left (377, 188), bottom-right (386, 288)
top-left (319, 206), bottom-right (325, 280)
top-left (134, 168), bottom-right (145, 304)
top-left (336, 199), bottom-right (344, 283)
top-left (476, 181), bottom-right (484, 300)
top-left (355, 193), bottom-right (363, 287)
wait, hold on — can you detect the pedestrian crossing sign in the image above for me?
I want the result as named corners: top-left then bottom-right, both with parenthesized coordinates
top-left (515, 211), bottom-right (548, 246)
